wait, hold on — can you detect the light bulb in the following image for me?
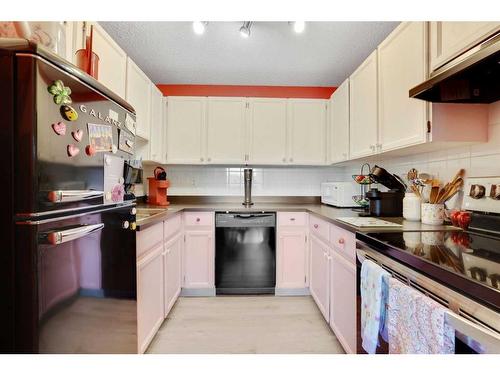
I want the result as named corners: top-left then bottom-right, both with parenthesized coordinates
top-left (293, 21), bottom-right (305, 33)
top-left (239, 22), bottom-right (252, 38)
top-left (193, 21), bottom-right (207, 35)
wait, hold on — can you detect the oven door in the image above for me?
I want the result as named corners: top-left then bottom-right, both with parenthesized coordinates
top-left (355, 244), bottom-right (500, 354)
top-left (14, 204), bottom-right (137, 353)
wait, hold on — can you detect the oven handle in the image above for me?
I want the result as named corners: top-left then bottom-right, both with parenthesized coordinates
top-left (445, 311), bottom-right (500, 354)
top-left (44, 223), bottom-right (105, 245)
top-left (357, 245), bottom-right (500, 353)
top-left (233, 214), bottom-right (274, 219)
top-left (47, 190), bottom-right (104, 203)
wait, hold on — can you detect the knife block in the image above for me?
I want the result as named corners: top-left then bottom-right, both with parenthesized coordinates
top-left (147, 178), bottom-right (170, 206)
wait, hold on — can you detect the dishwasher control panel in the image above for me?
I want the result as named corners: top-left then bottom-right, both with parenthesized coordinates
top-left (215, 212), bottom-right (276, 228)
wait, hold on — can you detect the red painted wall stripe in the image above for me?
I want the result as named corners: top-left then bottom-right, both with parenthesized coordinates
top-left (156, 84), bottom-right (336, 99)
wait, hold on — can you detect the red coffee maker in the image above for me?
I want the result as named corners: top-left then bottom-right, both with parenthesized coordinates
top-left (148, 167), bottom-right (170, 206)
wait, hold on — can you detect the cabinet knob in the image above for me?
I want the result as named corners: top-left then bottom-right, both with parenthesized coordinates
top-left (338, 238), bottom-right (345, 245)
top-left (314, 224), bottom-right (319, 229)
top-left (207, 157), bottom-right (211, 162)
top-left (200, 157), bottom-right (204, 162)
top-left (289, 157), bottom-right (293, 162)
top-left (290, 217), bottom-right (295, 221)
top-left (282, 157), bottom-right (286, 162)
top-left (196, 217), bottom-right (201, 222)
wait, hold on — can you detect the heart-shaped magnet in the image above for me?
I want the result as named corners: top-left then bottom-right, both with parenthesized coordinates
top-left (72, 129), bottom-right (83, 142)
top-left (67, 144), bottom-right (80, 157)
top-left (85, 145), bottom-right (96, 156)
top-left (51, 122), bottom-right (66, 136)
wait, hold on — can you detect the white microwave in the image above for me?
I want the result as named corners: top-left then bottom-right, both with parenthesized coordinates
top-left (321, 182), bottom-right (359, 208)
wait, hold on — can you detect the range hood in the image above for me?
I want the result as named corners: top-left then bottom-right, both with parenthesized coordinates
top-left (410, 32), bottom-right (500, 103)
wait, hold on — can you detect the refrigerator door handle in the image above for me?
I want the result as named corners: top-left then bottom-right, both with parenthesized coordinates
top-left (47, 190), bottom-right (104, 203)
top-left (44, 223), bottom-right (105, 245)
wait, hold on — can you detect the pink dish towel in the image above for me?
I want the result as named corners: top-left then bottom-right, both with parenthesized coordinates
top-left (387, 278), bottom-right (455, 354)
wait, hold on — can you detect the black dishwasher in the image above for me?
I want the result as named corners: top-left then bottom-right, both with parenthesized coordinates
top-left (215, 212), bottom-right (276, 295)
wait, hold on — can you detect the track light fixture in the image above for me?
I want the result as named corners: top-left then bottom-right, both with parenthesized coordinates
top-left (193, 21), bottom-right (208, 35)
top-left (239, 21), bottom-right (252, 38)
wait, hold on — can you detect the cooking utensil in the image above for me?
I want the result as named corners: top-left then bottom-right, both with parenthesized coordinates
top-left (430, 186), bottom-right (440, 203)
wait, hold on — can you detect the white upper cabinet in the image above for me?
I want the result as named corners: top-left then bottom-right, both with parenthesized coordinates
top-left (148, 84), bottom-right (164, 163)
top-left (248, 98), bottom-right (288, 165)
top-left (73, 22), bottom-right (127, 99)
top-left (430, 22), bottom-right (500, 71)
top-left (288, 99), bottom-right (327, 165)
top-left (126, 57), bottom-right (152, 140)
top-left (349, 50), bottom-right (378, 159)
top-left (166, 97), bottom-right (206, 164)
top-left (206, 97), bottom-right (246, 164)
top-left (329, 79), bottom-right (350, 164)
top-left (377, 22), bottom-right (428, 153)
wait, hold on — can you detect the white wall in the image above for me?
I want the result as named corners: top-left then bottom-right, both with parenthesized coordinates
top-left (142, 165), bottom-right (344, 196)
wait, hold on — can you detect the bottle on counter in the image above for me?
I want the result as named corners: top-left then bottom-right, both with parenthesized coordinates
top-left (403, 192), bottom-right (421, 221)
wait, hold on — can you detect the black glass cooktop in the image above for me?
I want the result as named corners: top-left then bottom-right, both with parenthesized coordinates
top-left (357, 230), bottom-right (500, 311)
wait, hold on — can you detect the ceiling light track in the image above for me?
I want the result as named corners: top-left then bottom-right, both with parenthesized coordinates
top-left (191, 21), bottom-right (306, 37)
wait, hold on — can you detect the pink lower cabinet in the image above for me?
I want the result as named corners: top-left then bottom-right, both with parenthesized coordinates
top-left (309, 234), bottom-right (331, 322)
top-left (276, 230), bottom-right (308, 292)
top-left (276, 212), bottom-right (308, 295)
top-left (163, 233), bottom-right (182, 317)
top-left (136, 242), bottom-right (164, 353)
top-left (329, 249), bottom-right (357, 354)
top-left (183, 212), bottom-right (215, 296)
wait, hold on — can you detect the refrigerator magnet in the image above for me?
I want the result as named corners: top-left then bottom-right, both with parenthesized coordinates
top-left (118, 129), bottom-right (134, 155)
top-left (85, 144), bottom-right (96, 156)
top-left (72, 129), bottom-right (83, 142)
top-left (48, 80), bottom-right (72, 105)
top-left (67, 144), bottom-right (80, 157)
top-left (87, 123), bottom-right (113, 152)
top-left (51, 121), bottom-right (66, 136)
top-left (60, 105), bottom-right (78, 121)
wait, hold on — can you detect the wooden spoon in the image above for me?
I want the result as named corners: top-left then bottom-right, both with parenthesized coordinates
top-left (430, 186), bottom-right (440, 203)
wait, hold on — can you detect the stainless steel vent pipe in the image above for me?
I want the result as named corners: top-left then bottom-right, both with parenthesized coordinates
top-left (242, 168), bottom-right (253, 207)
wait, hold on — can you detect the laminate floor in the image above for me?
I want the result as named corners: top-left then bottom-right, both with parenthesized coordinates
top-left (147, 296), bottom-right (345, 354)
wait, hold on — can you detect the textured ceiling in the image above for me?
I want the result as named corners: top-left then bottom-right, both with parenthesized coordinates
top-left (100, 21), bottom-right (399, 86)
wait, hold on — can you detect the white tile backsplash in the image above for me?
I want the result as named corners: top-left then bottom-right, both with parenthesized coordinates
top-left (142, 165), bottom-right (345, 196)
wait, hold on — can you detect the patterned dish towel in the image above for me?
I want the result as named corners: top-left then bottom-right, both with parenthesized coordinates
top-left (360, 259), bottom-right (391, 354)
top-left (387, 278), bottom-right (455, 354)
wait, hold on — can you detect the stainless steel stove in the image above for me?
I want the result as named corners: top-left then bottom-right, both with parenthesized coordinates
top-left (356, 177), bottom-right (500, 353)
